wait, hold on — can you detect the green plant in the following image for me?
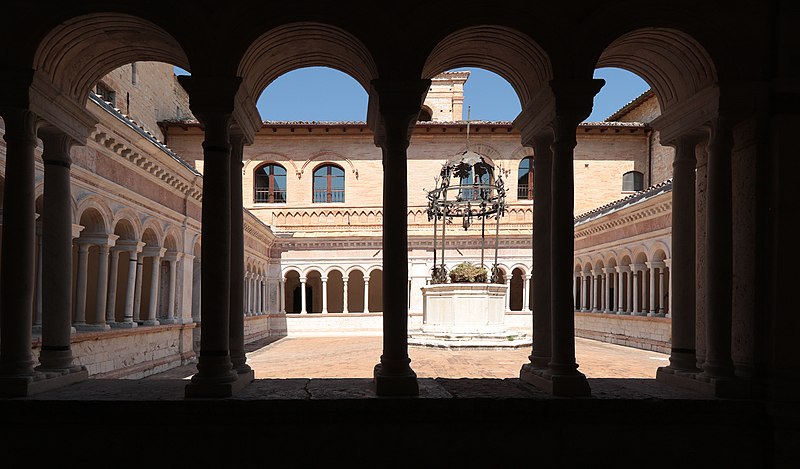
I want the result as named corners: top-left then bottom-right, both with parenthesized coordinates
top-left (448, 262), bottom-right (488, 283)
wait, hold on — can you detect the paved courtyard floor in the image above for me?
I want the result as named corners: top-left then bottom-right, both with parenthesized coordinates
top-left (155, 336), bottom-right (670, 380)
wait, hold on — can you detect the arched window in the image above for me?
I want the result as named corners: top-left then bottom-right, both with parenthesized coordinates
top-left (517, 156), bottom-right (533, 199)
top-left (254, 163), bottom-right (287, 203)
top-left (313, 164), bottom-right (345, 203)
top-left (622, 170), bottom-right (644, 192)
top-left (456, 160), bottom-right (493, 201)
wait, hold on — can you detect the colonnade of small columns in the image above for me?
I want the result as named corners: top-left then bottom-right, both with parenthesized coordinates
top-left (243, 267), bottom-right (270, 316)
top-left (573, 260), bottom-right (670, 317)
top-left (285, 269), bottom-right (377, 314)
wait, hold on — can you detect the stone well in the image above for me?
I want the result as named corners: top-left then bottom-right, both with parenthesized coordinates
top-left (408, 283), bottom-right (530, 349)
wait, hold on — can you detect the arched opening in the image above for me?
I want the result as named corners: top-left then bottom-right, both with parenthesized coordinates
top-left (367, 269), bottom-right (383, 313)
top-left (326, 270), bottom-right (344, 313)
top-left (347, 270), bottom-right (366, 313)
top-left (284, 270), bottom-right (302, 314)
top-left (73, 206), bottom-right (110, 329)
top-left (139, 227), bottom-right (162, 325)
top-left (306, 270), bottom-right (323, 313)
top-left (509, 268), bottom-right (525, 311)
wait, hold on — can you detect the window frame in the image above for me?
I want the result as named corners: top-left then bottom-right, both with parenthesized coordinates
top-left (517, 156), bottom-right (534, 200)
top-left (254, 162), bottom-right (288, 204)
top-left (312, 163), bottom-right (345, 203)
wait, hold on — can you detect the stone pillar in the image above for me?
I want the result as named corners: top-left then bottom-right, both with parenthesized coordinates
top-left (229, 131), bottom-right (250, 375)
top-left (342, 279), bottom-right (349, 314)
top-left (370, 78), bottom-right (428, 396)
top-left (0, 107), bottom-right (38, 377)
top-left (363, 277), bottom-right (370, 313)
top-left (604, 268), bottom-right (615, 312)
top-left (143, 248), bottom-right (165, 326)
top-left (161, 254), bottom-right (180, 324)
top-left (660, 263), bottom-right (668, 317)
top-left (632, 265), bottom-right (647, 316)
top-left (33, 232), bottom-right (43, 331)
top-left (616, 266), bottom-right (627, 314)
top-left (627, 268), bottom-right (634, 314)
top-left (180, 74), bottom-right (241, 390)
top-left (702, 118), bottom-right (735, 380)
top-left (522, 273), bottom-right (532, 312)
top-left (106, 248), bottom-right (121, 325)
top-left (647, 262), bottom-right (657, 315)
top-left (299, 277), bottom-right (308, 314)
top-left (321, 277), bottom-right (328, 314)
top-left (116, 241), bottom-right (143, 328)
top-left (92, 240), bottom-right (116, 330)
top-left (656, 132), bottom-right (701, 374)
top-left (579, 272), bottom-right (587, 311)
top-left (73, 242), bottom-right (91, 327)
top-left (505, 277), bottom-right (512, 311)
top-left (572, 274), bottom-right (578, 310)
top-left (522, 133), bottom-right (553, 370)
top-left (132, 256), bottom-right (144, 322)
top-left (37, 129), bottom-right (80, 371)
top-left (279, 278), bottom-right (286, 314)
top-left (647, 261), bottom-right (665, 317)
top-left (542, 79), bottom-right (601, 396)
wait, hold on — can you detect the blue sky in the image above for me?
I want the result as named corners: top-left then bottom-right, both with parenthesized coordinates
top-left (176, 66), bottom-right (650, 123)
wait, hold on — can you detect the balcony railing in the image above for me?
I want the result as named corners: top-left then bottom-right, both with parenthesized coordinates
top-left (254, 189), bottom-right (287, 203)
top-left (313, 189), bottom-right (345, 203)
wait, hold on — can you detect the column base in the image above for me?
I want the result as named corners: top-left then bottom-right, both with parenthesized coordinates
top-left (31, 325), bottom-right (42, 335)
top-left (141, 319), bottom-right (160, 326)
top-left (110, 321), bottom-right (138, 329)
top-left (632, 312), bottom-right (648, 317)
top-left (373, 363), bottom-right (418, 396)
top-left (519, 366), bottom-right (591, 397)
top-left (74, 323), bottom-right (111, 332)
top-left (656, 366), bottom-right (750, 398)
top-left (185, 369), bottom-right (254, 398)
top-left (159, 318), bottom-right (179, 325)
top-left (0, 366), bottom-right (88, 398)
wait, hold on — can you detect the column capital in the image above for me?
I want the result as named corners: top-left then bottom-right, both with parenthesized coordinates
top-left (615, 265), bottom-right (631, 273)
top-left (603, 267), bottom-right (616, 274)
top-left (39, 128), bottom-right (76, 166)
top-left (321, 277), bottom-right (328, 282)
top-left (141, 246), bottom-right (167, 258)
top-left (368, 78), bottom-right (431, 147)
top-left (524, 273), bottom-right (532, 280)
top-left (113, 240), bottom-right (145, 254)
top-left (299, 276), bottom-right (307, 283)
top-left (646, 261), bottom-right (666, 269)
top-left (77, 234), bottom-right (119, 248)
top-left (163, 252), bottom-right (183, 262)
top-left (631, 263), bottom-right (647, 272)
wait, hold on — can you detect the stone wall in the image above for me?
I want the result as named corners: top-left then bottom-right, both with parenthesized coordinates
top-left (575, 312), bottom-right (671, 353)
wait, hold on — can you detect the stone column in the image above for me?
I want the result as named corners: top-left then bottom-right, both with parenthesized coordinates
top-left (647, 261), bottom-right (666, 317)
top-left (627, 268), bottom-right (634, 314)
top-left (657, 259), bottom-right (672, 317)
top-left (33, 232), bottom-right (43, 331)
top-left (523, 133), bottom-right (553, 370)
top-left (660, 263), bottom-right (668, 317)
top-left (371, 78), bottom-right (428, 396)
top-left (572, 274), bottom-right (578, 310)
top-left (545, 79), bottom-right (602, 396)
top-left (522, 273), bottom-right (532, 312)
top-left (73, 242), bottom-right (91, 327)
top-left (702, 118), bottom-right (735, 380)
top-left (505, 277), bottom-right (512, 311)
top-left (37, 129), bottom-right (80, 371)
top-left (92, 239), bottom-right (116, 330)
top-left (180, 74), bottom-right (241, 389)
top-left (363, 277), bottom-right (370, 313)
top-left (616, 266), bottom-right (627, 314)
top-left (0, 106), bottom-right (38, 377)
top-left (604, 268), bottom-right (615, 312)
top-left (299, 277), bottom-right (308, 314)
top-left (161, 254), bottom-right (180, 324)
top-left (342, 279), bottom-right (349, 314)
top-left (229, 131), bottom-right (250, 375)
top-left (279, 278), bottom-right (286, 314)
top-left (116, 241), bottom-right (143, 328)
top-left (106, 248), bottom-right (121, 325)
top-left (321, 277), bottom-right (328, 314)
top-left (132, 256), bottom-right (144, 323)
top-left (647, 262), bottom-right (657, 315)
top-left (632, 265), bottom-right (644, 315)
top-left (657, 129), bottom-right (700, 376)
top-left (147, 249), bottom-right (166, 325)
top-left (665, 258), bottom-right (673, 318)
top-left (579, 272), bottom-right (587, 311)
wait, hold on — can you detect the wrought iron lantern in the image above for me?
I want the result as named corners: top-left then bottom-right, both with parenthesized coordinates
top-left (425, 149), bottom-right (507, 284)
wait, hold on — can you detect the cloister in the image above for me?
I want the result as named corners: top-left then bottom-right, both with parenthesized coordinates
top-left (0, 1), bottom-right (796, 465)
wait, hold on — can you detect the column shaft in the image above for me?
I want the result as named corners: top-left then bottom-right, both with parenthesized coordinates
top-left (73, 243), bottom-right (90, 325)
top-left (363, 279), bottom-right (369, 313)
top-left (703, 119), bottom-right (735, 378)
top-left (300, 278), bottom-right (307, 314)
top-left (343, 280), bottom-right (349, 313)
top-left (94, 245), bottom-right (111, 327)
top-left (106, 250), bottom-right (120, 324)
top-left (229, 133), bottom-right (249, 374)
top-left (37, 130), bottom-right (78, 370)
top-left (132, 258), bottom-right (144, 322)
top-left (144, 255), bottom-right (161, 325)
top-left (530, 136), bottom-right (552, 367)
top-left (321, 279), bottom-right (328, 314)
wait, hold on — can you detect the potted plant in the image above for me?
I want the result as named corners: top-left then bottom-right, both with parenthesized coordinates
top-left (448, 262), bottom-right (488, 283)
